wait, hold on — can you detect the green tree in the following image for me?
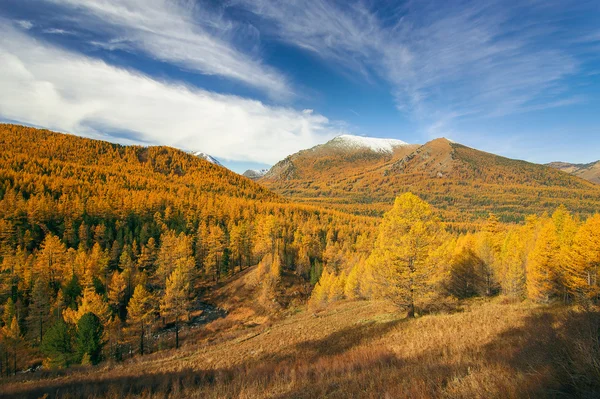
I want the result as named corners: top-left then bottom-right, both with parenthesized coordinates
top-left (41, 319), bottom-right (73, 369)
top-left (76, 312), bottom-right (104, 365)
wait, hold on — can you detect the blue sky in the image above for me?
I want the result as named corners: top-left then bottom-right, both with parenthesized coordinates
top-left (1, 0), bottom-right (599, 173)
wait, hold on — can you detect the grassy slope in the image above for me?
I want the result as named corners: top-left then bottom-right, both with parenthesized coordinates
top-left (4, 268), bottom-right (599, 398)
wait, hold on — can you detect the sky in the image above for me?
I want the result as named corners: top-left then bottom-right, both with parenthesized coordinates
top-left (0, 0), bottom-right (599, 173)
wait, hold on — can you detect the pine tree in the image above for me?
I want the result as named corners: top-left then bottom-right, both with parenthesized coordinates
top-left (41, 319), bottom-right (73, 369)
top-left (76, 312), bottom-right (104, 365)
top-left (62, 273), bottom-right (83, 310)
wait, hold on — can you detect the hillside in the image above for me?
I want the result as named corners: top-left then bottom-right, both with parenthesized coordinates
top-left (3, 288), bottom-right (599, 398)
top-left (2, 125), bottom-right (600, 398)
top-left (548, 161), bottom-right (600, 184)
top-left (261, 136), bottom-right (600, 226)
top-left (263, 134), bottom-right (418, 182)
top-left (0, 124), bottom-right (379, 377)
top-left (243, 169), bottom-right (269, 180)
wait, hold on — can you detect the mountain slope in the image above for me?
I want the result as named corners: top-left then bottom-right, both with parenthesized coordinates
top-left (243, 169), bottom-right (269, 180)
top-left (192, 151), bottom-right (222, 166)
top-left (260, 137), bottom-right (600, 225)
top-left (0, 124), bottom-right (276, 204)
top-left (263, 134), bottom-right (419, 182)
top-left (547, 161), bottom-right (600, 184)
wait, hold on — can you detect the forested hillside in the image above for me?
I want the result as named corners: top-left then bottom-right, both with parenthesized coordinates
top-left (261, 137), bottom-right (600, 226)
top-left (0, 124), bottom-right (377, 372)
top-left (1, 125), bottom-right (599, 399)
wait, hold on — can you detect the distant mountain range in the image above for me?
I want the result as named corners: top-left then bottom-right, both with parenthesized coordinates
top-left (547, 161), bottom-right (600, 184)
top-left (257, 134), bottom-right (600, 224)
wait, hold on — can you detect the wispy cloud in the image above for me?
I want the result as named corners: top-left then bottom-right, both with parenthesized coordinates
top-left (16, 20), bottom-right (33, 30)
top-left (42, 0), bottom-right (291, 98)
top-left (42, 28), bottom-right (76, 35)
top-left (237, 0), bottom-right (589, 124)
top-left (0, 24), bottom-right (342, 164)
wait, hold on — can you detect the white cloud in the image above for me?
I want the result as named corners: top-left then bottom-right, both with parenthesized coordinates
top-left (43, 28), bottom-right (76, 35)
top-left (0, 24), bottom-right (342, 164)
top-left (16, 20), bottom-right (33, 30)
top-left (43, 0), bottom-right (291, 98)
top-left (237, 0), bottom-right (584, 122)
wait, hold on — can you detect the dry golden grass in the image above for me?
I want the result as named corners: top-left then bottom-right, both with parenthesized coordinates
top-left (2, 294), bottom-right (599, 398)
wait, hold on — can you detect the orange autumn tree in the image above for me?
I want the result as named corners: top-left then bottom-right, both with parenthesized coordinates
top-left (566, 214), bottom-right (600, 304)
top-left (526, 219), bottom-right (560, 303)
top-left (365, 193), bottom-right (445, 317)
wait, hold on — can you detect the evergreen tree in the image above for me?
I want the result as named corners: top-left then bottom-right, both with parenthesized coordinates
top-left (41, 319), bottom-right (73, 369)
top-left (76, 312), bottom-right (104, 365)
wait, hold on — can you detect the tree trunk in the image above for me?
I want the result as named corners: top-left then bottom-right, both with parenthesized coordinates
top-left (175, 317), bottom-right (179, 349)
top-left (140, 323), bottom-right (144, 355)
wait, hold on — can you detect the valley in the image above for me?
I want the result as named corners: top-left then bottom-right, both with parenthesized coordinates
top-left (1, 124), bottom-right (600, 398)
top-left (3, 265), bottom-right (598, 398)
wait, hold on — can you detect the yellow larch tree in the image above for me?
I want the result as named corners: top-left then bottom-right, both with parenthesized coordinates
top-left (365, 193), bottom-right (444, 317)
top-left (566, 214), bottom-right (600, 304)
top-left (127, 284), bottom-right (156, 355)
top-left (526, 219), bottom-right (560, 303)
top-left (160, 265), bottom-right (192, 349)
top-left (63, 287), bottom-right (111, 326)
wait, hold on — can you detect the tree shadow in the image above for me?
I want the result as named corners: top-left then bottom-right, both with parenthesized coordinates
top-left (4, 307), bottom-right (599, 399)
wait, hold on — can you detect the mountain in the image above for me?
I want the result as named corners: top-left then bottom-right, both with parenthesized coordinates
top-left (263, 134), bottom-right (419, 182)
top-left (326, 134), bottom-right (410, 152)
top-left (260, 136), bottom-right (600, 225)
top-left (243, 169), bottom-right (269, 180)
top-left (193, 151), bottom-right (222, 166)
top-left (547, 161), bottom-right (600, 184)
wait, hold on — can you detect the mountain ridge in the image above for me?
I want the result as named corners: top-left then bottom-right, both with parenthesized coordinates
top-left (259, 136), bottom-right (600, 225)
top-left (547, 160), bottom-right (600, 184)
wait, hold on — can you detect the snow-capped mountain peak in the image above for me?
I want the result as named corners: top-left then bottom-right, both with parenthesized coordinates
top-left (243, 168), bottom-right (269, 180)
top-left (193, 151), bottom-right (222, 166)
top-left (328, 134), bottom-right (409, 153)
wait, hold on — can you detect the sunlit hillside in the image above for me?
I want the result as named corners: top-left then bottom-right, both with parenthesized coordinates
top-left (3, 279), bottom-right (599, 398)
top-left (1, 125), bottom-right (600, 399)
top-left (261, 137), bottom-right (600, 227)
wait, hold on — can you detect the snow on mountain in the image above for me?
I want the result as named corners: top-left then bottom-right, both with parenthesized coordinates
top-left (243, 168), bottom-right (269, 180)
top-left (327, 134), bottom-right (409, 153)
top-left (193, 151), bottom-right (222, 166)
